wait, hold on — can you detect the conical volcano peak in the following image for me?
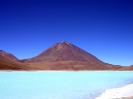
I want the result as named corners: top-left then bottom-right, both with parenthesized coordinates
top-left (50, 41), bottom-right (72, 50)
top-left (60, 41), bottom-right (70, 44)
top-left (55, 41), bottom-right (74, 50)
top-left (26, 41), bottom-right (103, 62)
top-left (59, 41), bottom-right (72, 46)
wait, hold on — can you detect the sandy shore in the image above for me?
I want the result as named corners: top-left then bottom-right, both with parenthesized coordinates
top-left (113, 96), bottom-right (133, 99)
top-left (114, 96), bottom-right (133, 99)
top-left (96, 84), bottom-right (133, 99)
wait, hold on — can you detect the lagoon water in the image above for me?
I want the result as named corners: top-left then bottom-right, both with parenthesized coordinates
top-left (0, 71), bottom-right (133, 99)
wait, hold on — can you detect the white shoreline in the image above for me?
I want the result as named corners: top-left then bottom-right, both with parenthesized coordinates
top-left (96, 84), bottom-right (133, 99)
top-left (0, 70), bottom-right (132, 72)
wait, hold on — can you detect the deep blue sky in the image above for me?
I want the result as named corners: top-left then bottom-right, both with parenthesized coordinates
top-left (0, 0), bottom-right (133, 66)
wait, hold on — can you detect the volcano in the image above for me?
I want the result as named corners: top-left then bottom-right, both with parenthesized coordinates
top-left (23, 42), bottom-right (121, 70)
top-left (26, 42), bottom-right (102, 62)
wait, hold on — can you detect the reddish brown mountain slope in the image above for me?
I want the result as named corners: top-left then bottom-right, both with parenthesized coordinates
top-left (0, 50), bottom-right (18, 61)
top-left (119, 65), bottom-right (133, 71)
top-left (0, 50), bottom-right (28, 70)
top-left (26, 42), bottom-right (102, 62)
top-left (24, 42), bottom-right (121, 70)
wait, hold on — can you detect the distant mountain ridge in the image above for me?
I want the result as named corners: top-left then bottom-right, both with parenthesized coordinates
top-left (119, 65), bottom-right (133, 71)
top-left (0, 41), bottom-right (131, 70)
top-left (0, 50), bottom-right (18, 62)
top-left (0, 50), bottom-right (28, 70)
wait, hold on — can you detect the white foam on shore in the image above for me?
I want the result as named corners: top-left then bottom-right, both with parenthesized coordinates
top-left (96, 84), bottom-right (133, 99)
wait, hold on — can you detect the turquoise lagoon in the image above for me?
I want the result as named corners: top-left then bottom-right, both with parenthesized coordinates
top-left (0, 71), bottom-right (133, 99)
